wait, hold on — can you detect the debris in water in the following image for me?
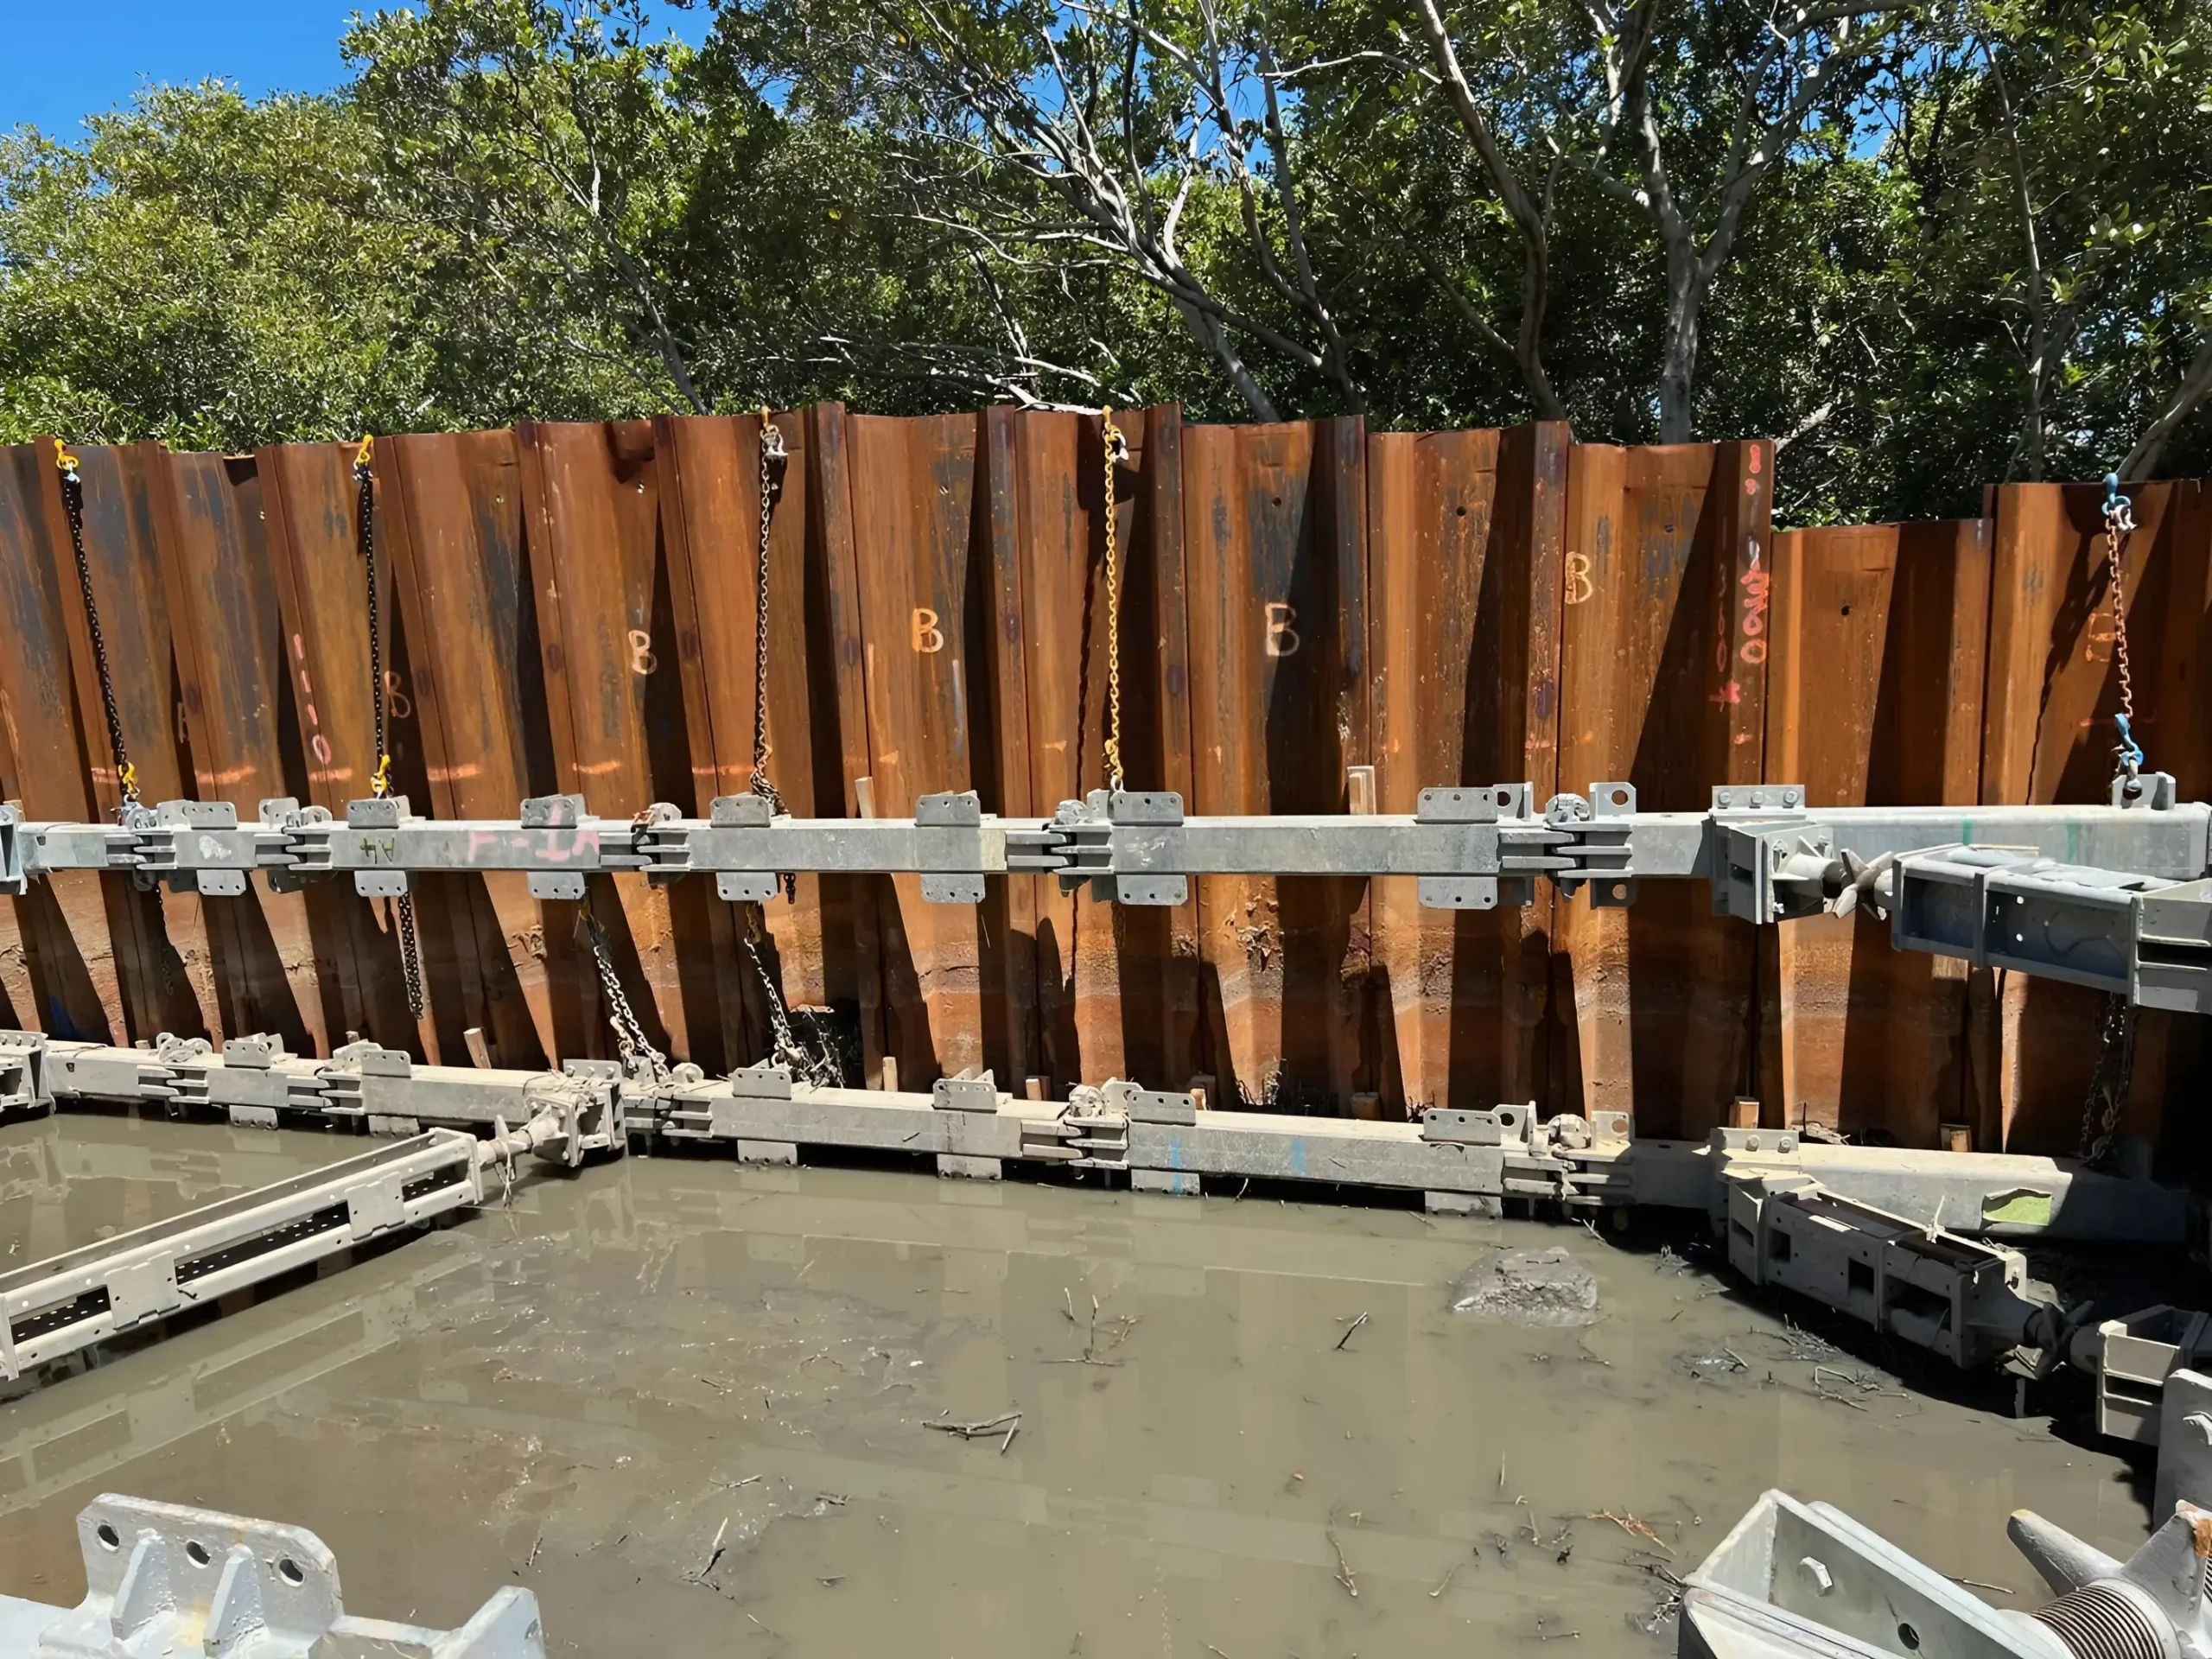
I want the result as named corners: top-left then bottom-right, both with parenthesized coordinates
top-left (1682, 1347), bottom-right (1749, 1377)
top-left (925, 1411), bottom-right (1022, 1440)
top-left (1429, 1563), bottom-right (1460, 1598)
top-left (1452, 1249), bottom-right (1599, 1325)
top-left (1334, 1311), bottom-right (1371, 1351)
top-left (1325, 1526), bottom-right (1358, 1599)
top-left (692, 1516), bottom-right (730, 1583)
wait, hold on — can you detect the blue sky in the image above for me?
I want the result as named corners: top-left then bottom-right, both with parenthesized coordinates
top-left (0, 2), bottom-right (710, 141)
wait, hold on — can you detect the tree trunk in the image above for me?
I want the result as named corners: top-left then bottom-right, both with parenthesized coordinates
top-left (1656, 248), bottom-right (1703, 443)
top-left (1175, 300), bottom-right (1282, 422)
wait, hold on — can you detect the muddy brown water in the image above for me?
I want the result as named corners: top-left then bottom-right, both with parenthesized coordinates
top-left (0, 1113), bottom-right (2156, 1656)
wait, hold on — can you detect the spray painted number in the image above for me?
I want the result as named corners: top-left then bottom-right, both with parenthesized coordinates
top-left (1738, 562), bottom-right (1770, 665)
top-left (912, 607), bottom-right (946, 654)
top-left (1263, 601), bottom-right (1300, 658)
top-left (627, 629), bottom-right (658, 677)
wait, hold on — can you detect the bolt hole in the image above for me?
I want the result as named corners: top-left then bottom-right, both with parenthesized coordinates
top-left (185, 1540), bottom-right (210, 1567)
top-left (95, 1522), bottom-right (120, 1551)
top-left (1840, 604), bottom-right (1852, 617)
top-left (1455, 505), bottom-right (1467, 517)
top-left (1610, 883), bottom-right (1628, 900)
top-left (278, 1557), bottom-right (305, 1586)
top-left (1897, 1624), bottom-right (1921, 1650)
top-left (1610, 788), bottom-right (1629, 805)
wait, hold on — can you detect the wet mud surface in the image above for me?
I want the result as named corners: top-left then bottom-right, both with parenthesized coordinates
top-left (0, 1112), bottom-right (2157, 1656)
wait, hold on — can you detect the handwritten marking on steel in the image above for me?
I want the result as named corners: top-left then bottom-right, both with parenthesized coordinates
top-left (912, 607), bottom-right (945, 654)
top-left (1263, 601), bottom-right (1301, 658)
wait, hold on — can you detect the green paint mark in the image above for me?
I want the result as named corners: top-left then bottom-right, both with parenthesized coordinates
top-left (1981, 1189), bottom-right (2055, 1228)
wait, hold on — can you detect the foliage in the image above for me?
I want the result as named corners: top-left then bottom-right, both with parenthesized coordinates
top-left (0, 0), bottom-right (2207, 521)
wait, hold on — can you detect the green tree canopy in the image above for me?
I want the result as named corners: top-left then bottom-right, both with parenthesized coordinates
top-left (0, 0), bottom-right (2206, 522)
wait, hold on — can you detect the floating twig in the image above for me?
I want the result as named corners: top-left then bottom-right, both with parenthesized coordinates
top-left (1335, 1312), bottom-right (1372, 1351)
top-left (1429, 1562), bottom-right (1460, 1599)
top-left (927, 1412), bottom-right (1023, 1440)
top-left (693, 1516), bottom-right (730, 1582)
top-left (1326, 1528), bottom-right (1358, 1598)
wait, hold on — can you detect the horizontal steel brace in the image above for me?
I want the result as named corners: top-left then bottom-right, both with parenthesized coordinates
top-left (7, 785), bottom-right (2207, 948)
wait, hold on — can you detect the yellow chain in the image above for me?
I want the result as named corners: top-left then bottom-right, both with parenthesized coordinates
top-left (370, 753), bottom-right (393, 798)
top-left (52, 438), bottom-right (79, 474)
top-left (1101, 407), bottom-right (1126, 792)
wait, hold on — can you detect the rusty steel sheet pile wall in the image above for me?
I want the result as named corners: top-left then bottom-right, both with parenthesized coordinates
top-left (1368, 423), bottom-right (1569, 1116)
top-left (1980, 479), bottom-right (2212, 1154)
top-left (0, 418), bottom-right (2205, 1154)
top-left (1183, 417), bottom-right (1370, 1111)
top-left (1760, 518), bottom-right (1993, 1145)
top-left (1553, 441), bottom-right (1772, 1139)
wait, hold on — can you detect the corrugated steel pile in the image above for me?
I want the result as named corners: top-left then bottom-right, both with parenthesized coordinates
top-left (0, 412), bottom-right (2204, 1154)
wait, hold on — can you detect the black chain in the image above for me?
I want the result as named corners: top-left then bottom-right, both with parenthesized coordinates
top-left (355, 441), bottom-right (423, 1021)
top-left (2077, 990), bottom-right (2136, 1166)
top-left (752, 414), bottom-right (795, 901)
top-left (357, 448), bottom-right (390, 788)
top-left (53, 442), bottom-right (140, 814)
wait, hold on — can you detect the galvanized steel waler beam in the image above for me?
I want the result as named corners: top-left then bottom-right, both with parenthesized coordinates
top-left (4, 771), bottom-right (2209, 1009)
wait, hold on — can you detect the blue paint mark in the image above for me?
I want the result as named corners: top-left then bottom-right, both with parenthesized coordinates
top-left (1170, 1133), bottom-right (1184, 1170)
top-left (1291, 1137), bottom-right (1307, 1178)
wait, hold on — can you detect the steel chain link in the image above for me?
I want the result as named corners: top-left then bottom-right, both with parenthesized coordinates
top-left (2076, 990), bottom-right (2136, 1166)
top-left (578, 899), bottom-right (669, 1084)
top-left (2103, 475), bottom-right (2144, 783)
top-left (753, 412), bottom-right (796, 904)
top-left (741, 906), bottom-right (840, 1089)
top-left (53, 441), bottom-right (141, 813)
top-left (1100, 409), bottom-right (1129, 792)
top-left (355, 439), bottom-right (423, 1020)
